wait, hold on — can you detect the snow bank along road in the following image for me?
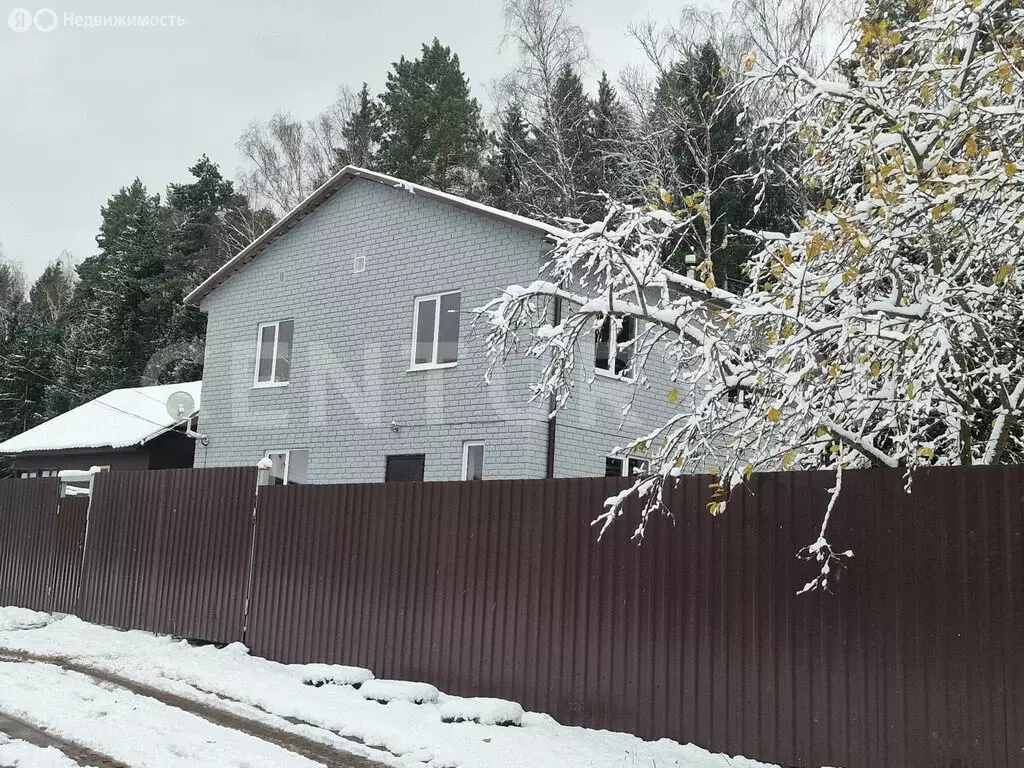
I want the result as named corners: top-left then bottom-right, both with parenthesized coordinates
top-left (0, 649), bottom-right (387, 767)
top-left (0, 607), bottom-right (780, 768)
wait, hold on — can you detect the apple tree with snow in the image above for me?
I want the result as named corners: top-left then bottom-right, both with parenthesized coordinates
top-left (481, 0), bottom-right (1024, 590)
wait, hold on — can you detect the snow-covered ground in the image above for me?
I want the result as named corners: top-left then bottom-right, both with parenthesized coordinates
top-left (0, 736), bottom-right (80, 768)
top-left (0, 606), bottom-right (779, 768)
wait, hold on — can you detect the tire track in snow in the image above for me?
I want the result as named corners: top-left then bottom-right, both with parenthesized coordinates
top-left (0, 651), bottom-right (389, 768)
top-left (0, 710), bottom-right (131, 767)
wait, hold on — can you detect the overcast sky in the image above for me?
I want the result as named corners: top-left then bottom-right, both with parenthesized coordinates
top-left (0, 0), bottom-right (716, 281)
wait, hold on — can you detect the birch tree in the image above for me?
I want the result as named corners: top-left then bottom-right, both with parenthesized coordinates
top-left (480, 0), bottom-right (1024, 590)
top-left (498, 0), bottom-right (607, 220)
top-left (237, 87), bottom-right (357, 215)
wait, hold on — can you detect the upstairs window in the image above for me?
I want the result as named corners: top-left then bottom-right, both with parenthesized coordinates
top-left (411, 292), bottom-right (461, 369)
top-left (255, 320), bottom-right (293, 386)
top-left (595, 316), bottom-right (636, 378)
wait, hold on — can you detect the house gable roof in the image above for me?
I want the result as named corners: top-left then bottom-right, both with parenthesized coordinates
top-left (0, 381), bottom-right (202, 455)
top-left (184, 166), bottom-right (570, 307)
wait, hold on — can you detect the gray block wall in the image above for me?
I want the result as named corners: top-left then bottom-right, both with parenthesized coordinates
top-left (551, 334), bottom-right (679, 478)
top-left (197, 178), bottom-right (552, 482)
top-left (196, 176), bottom-right (680, 483)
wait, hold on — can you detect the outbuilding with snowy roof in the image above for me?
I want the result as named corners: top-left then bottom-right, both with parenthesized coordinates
top-left (0, 382), bottom-right (202, 478)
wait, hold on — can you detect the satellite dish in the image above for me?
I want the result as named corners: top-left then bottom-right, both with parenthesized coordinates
top-left (165, 391), bottom-right (196, 421)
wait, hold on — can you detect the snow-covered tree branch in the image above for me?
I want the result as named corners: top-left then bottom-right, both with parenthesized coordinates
top-left (480, 0), bottom-right (1024, 591)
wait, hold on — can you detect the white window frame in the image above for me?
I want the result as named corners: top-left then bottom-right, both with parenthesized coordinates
top-left (461, 441), bottom-right (485, 481)
top-left (606, 455), bottom-right (647, 477)
top-left (594, 316), bottom-right (638, 382)
top-left (263, 449), bottom-right (307, 485)
top-left (409, 291), bottom-right (461, 371)
top-left (253, 320), bottom-right (292, 388)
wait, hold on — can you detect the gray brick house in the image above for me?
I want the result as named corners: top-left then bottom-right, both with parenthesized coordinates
top-left (185, 167), bottom-right (675, 484)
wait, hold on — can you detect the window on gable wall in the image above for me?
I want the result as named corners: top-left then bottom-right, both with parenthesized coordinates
top-left (255, 320), bottom-right (294, 386)
top-left (595, 316), bottom-right (636, 377)
top-left (411, 291), bottom-right (461, 368)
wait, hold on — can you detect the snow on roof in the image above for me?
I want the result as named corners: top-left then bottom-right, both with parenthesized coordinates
top-left (0, 381), bottom-right (201, 455)
top-left (184, 166), bottom-right (571, 307)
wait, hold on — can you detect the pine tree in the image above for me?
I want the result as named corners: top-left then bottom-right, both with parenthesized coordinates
top-left (340, 83), bottom-right (381, 169)
top-left (154, 157), bottom-right (238, 383)
top-left (533, 65), bottom-right (599, 220)
top-left (0, 257), bottom-right (27, 439)
top-left (52, 179), bottom-right (170, 407)
top-left (377, 39), bottom-right (487, 194)
top-left (651, 42), bottom-right (791, 288)
top-left (0, 259), bottom-right (73, 436)
top-left (512, 64), bottom-right (605, 222)
top-left (482, 103), bottom-right (532, 213)
top-left (591, 71), bottom-right (630, 198)
top-left (44, 302), bottom-right (120, 418)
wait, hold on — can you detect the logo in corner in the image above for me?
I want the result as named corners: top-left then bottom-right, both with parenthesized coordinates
top-left (8, 8), bottom-right (34, 31)
top-left (33, 8), bottom-right (57, 32)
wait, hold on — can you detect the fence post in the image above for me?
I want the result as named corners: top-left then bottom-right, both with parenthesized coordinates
top-left (241, 468), bottom-right (264, 644)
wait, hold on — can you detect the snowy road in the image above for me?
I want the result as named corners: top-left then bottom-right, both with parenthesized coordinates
top-left (0, 653), bottom-right (385, 768)
top-left (0, 705), bottom-right (131, 767)
top-left (0, 607), bottom-right (779, 768)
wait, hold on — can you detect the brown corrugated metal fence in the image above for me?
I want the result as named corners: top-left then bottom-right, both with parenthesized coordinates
top-left (245, 468), bottom-right (1023, 768)
top-left (0, 466), bottom-right (1021, 767)
top-left (49, 496), bottom-right (89, 615)
top-left (0, 481), bottom-right (91, 614)
top-left (0, 478), bottom-right (59, 611)
top-left (76, 467), bottom-right (256, 643)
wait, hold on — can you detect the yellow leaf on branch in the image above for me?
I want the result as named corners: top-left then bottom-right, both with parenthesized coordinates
top-left (766, 407), bottom-right (781, 423)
